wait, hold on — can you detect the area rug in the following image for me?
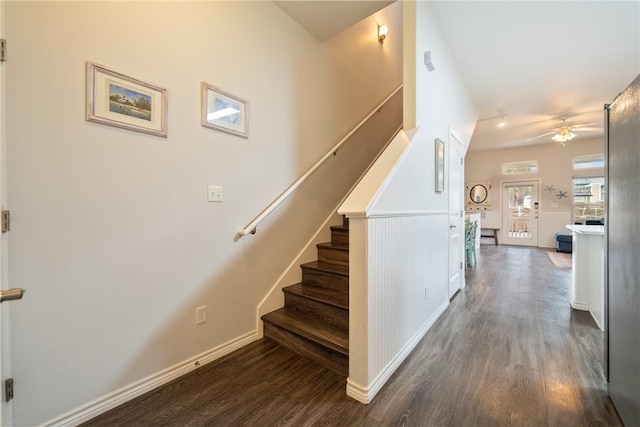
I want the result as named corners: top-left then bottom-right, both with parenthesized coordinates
top-left (547, 251), bottom-right (572, 269)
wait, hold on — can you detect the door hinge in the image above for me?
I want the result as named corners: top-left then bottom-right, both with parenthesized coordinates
top-left (0, 39), bottom-right (6, 62)
top-left (1, 211), bottom-right (9, 233)
top-left (5, 378), bottom-right (13, 402)
top-left (460, 157), bottom-right (464, 165)
top-left (460, 261), bottom-right (463, 270)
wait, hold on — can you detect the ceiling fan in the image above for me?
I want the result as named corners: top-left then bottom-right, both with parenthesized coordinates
top-left (525, 118), bottom-right (603, 145)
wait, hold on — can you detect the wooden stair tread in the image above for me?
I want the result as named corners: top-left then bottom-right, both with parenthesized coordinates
top-left (262, 308), bottom-right (348, 355)
top-left (262, 215), bottom-right (350, 375)
top-left (301, 261), bottom-right (349, 276)
top-left (284, 283), bottom-right (348, 309)
top-left (317, 242), bottom-right (348, 252)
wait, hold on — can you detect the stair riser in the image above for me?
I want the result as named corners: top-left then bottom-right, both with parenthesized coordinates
top-left (285, 293), bottom-right (348, 330)
top-left (317, 246), bottom-right (349, 267)
top-left (330, 228), bottom-right (349, 248)
top-left (302, 268), bottom-right (348, 292)
top-left (264, 323), bottom-right (348, 376)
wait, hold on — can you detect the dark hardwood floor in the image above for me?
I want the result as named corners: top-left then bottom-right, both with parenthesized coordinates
top-left (84, 245), bottom-right (621, 426)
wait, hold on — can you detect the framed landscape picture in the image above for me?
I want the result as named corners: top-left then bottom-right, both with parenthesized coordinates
top-left (86, 62), bottom-right (168, 137)
top-left (201, 82), bottom-right (249, 138)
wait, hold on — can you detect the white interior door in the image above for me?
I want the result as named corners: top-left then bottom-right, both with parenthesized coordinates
top-left (448, 131), bottom-right (464, 298)
top-left (501, 181), bottom-right (539, 246)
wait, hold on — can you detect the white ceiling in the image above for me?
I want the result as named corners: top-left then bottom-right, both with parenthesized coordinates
top-left (274, 1), bottom-right (394, 41)
top-left (276, 1), bottom-right (640, 152)
top-left (431, 1), bottom-right (640, 152)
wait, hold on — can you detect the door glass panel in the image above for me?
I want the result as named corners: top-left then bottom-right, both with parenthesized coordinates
top-left (507, 185), bottom-right (532, 239)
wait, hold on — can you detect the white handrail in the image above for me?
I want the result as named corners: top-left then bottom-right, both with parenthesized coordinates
top-left (238, 84), bottom-right (403, 237)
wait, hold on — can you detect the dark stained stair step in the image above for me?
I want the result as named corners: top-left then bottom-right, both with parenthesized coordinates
top-left (284, 283), bottom-right (348, 308)
top-left (330, 225), bottom-right (349, 248)
top-left (262, 308), bottom-right (348, 354)
top-left (263, 322), bottom-right (348, 377)
top-left (316, 242), bottom-right (349, 267)
top-left (262, 308), bottom-right (349, 375)
top-left (300, 261), bottom-right (349, 291)
top-left (284, 283), bottom-right (348, 330)
top-left (260, 215), bottom-right (351, 377)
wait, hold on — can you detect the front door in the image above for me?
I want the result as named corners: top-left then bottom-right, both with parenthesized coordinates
top-left (501, 181), bottom-right (539, 246)
top-left (448, 131), bottom-right (464, 298)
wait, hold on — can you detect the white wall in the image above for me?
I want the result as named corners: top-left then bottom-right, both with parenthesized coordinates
top-left (340, 130), bottom-right (451, 403)
top-left (5, 1), bottom-right (403, 425)
top-left (339, 0), bottom-right (477, 403)
top-left (404, 1), bottom-right (477, 157)
top-left (465, 137), bottom-right (605, 247)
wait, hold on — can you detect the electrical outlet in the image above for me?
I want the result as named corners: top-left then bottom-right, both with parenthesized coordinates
top-left (196, 306), bottom-right (207, 325)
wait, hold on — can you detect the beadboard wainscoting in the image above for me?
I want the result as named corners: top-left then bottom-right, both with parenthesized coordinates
top-left (339, 127), bottom-right (457, 403)
top-left (347, 213), bottom-right (450, 403)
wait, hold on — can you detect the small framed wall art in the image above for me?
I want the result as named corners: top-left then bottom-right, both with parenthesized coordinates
top-left (86, 62), bottom-right (168, 137)
top-left (435, 138), bottom-right (445, 192)
top-left (201, 82), bottom-right (249, 138)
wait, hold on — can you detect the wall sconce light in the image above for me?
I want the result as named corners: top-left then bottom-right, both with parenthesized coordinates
top-left (378, 24), bottom-right (388, 44)
top-left (497, 115), bottom-right (507, 128)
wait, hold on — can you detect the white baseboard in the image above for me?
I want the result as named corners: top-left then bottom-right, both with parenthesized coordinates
top-left (346, 299), bottom-right (449, 404)
top-left (44, 331), bottom-right (259, 427)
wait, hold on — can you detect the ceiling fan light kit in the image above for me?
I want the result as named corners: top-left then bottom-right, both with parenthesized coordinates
top-left (551, 130), bottom-right (577, 143)
top-left (524, 117), bottom-right (602, 144)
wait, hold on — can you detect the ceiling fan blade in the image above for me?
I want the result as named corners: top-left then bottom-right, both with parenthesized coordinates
top-left (573, 127), bottom-right (604, 133)
top-left (571, 122), bottom-right (599, 128)
top-left (525, 131), bottom-right (556, 142)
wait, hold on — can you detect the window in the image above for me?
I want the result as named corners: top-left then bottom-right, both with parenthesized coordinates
top-left (502, 160), bottom-right (538, 175)
top-left (573, 154), bottom-right (605, 170)
top-left (573, 177), bottom-right (605, 224)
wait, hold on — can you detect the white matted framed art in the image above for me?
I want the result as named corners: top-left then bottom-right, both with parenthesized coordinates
top-left (435, 138), bottom-right (445, 192)
top-left (201, 82), bottom-right (249, 138)
top-left (86, 62), bottom-right (168, 137)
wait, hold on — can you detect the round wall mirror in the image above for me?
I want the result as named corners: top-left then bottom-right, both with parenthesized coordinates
top-left (470, 184), bottom-right (488, 204)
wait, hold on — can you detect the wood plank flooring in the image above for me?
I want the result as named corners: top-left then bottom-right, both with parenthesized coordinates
top-left (83, 246), bottom-right (621, 426)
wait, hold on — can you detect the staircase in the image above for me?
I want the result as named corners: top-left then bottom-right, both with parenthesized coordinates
top-left (261, 217), bottom-right (349, 376)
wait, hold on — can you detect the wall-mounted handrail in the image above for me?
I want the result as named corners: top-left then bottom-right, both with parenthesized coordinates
top-left (238, 84), bottom-right (403, 237)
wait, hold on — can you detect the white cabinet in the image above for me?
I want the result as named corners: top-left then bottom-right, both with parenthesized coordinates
top-left (566, 224), bottom-right (604, 330)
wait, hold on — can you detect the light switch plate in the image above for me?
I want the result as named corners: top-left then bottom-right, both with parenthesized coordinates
top-left (208, 186), bottom-right (223, 202)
